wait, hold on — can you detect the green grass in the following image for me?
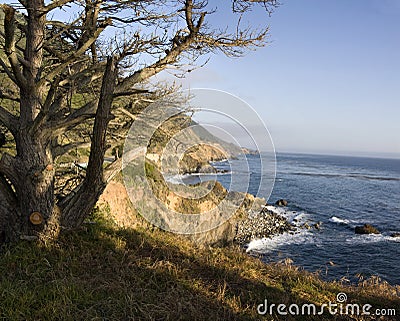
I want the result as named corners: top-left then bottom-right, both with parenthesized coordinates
top-left (0, 211), bottom-right (399, 321)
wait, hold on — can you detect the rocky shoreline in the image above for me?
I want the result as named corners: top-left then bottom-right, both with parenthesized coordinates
top-left (232, 200), bottom-right (400, 252)
top-left (234, 206), bottom-right (294, 244)
top-left (232, 199), bottom-right (327, 249)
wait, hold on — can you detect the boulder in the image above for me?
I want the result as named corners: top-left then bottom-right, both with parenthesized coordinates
top-left (354, 224), bottom-right (380, 235)
top-left (275, 199), bottom-right (288, 207)
top-left (390, 232), bottom-right (400, 238)
top-left (314, 221), bottom-right (322, 230)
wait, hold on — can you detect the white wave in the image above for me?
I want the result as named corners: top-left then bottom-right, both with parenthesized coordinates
top-left (345, 234), bottom-right (400, 245)
top-left (291, 212), bottom-right (310, 223)
top-left (164, 171), bottom-right (232, 185)
top-left (329, 216), bottom-right (351, 225)
top-left (329, 216), bottom-right (368, 229)
top-left (264, 205), bottom-right (286, 215)
top-left (210, 158), bottom-right (229, 164)
top-left (246, 230), bottom-right (315, 253)
top-left (163, 174), bottom-right (191, 185)
top-left (195, 171), bottom-right (232, 176)
top-left (264, 205), bottom-right (311, 224)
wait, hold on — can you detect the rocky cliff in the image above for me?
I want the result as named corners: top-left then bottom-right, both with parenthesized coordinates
top-left (98, 162), bottom-right (267, 247)
top-left (145, 113), bottom-right (244, 174)
top-left (98, 113), bottom-right (276, 246)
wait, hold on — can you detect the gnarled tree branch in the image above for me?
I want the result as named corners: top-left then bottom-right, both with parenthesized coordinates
top-left (60, 56), bottom-right (117, 228)
top-left (39, 22), bottom-right (110, 86)
top-left (44, 99), bottom-right (97, 137)
top-left (0, 106), bottom-right (18, 133)
top-left (2, 5), bottom-right (26, 88)
top-left (44, 0), bottom-right (76, 13)
top-left (116, 3), bottom-right (205, 93)
top-left (53, 142), bottom-right (92, 159)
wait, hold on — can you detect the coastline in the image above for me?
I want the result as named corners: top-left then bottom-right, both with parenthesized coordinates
top-left (105, 147), bottom-right (400, 285)
top-left (178, 152), bottom-right (400, 286)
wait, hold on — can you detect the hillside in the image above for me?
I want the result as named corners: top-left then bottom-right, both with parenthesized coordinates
top-left (146, 113), bottom-right (245, 174)
top-left (0, 206), bottom-right (398, 320)
top-left (0, 8), bottom-right (398, 321)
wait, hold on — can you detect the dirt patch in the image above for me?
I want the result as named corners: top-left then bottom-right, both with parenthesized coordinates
top-left (97, 181), bottom-right (142, 228)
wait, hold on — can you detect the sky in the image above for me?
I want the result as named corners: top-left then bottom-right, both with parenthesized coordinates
top-left (4, 0), bottom-right (399, 158)
top-left (159, 0), bottom-right (400, 159)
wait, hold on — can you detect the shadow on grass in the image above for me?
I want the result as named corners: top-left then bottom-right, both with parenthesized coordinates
top-left (0, 220), bottom-right (398, 321)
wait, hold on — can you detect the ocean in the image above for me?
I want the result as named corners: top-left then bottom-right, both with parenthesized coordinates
top-left (181, 153), bottom-right (400, 285)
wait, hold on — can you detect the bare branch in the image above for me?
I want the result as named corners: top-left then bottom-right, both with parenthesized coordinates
top-left (113, 89), bottom-right (149, 98)
top-left (60, 57), bottom-right (118, 228)
top-left (104, 147), bottom-right (145, 183)
top-left (2, 5), bottom-right (26, 88)
top-left (0, 89), bottom-right (19, 102)
top-left (58, 61), bottom-right (108, 87)
top-left (17, 0), bottom-right (27, 8)
top-left (53, 142), bottom-right (92, 158)
top-left (44, 0), bottom-right (76, 13)
top-left (232, 0), bottom-right (279, 14)
top-left (103, 158), bottom-right (121, 183)
top-left (116, 2), bottom-right (203, 93)
top-left (30, 78), bottom-right (62, 134)
top-left (39, 22), bottom-right (110, 85)
top-left (45, 99), bottom-right (97, 136)
top-left (117, 48), bottom-right (182, 93)
top-left (196, 24), bottom-right (270, 57)
top-left (0, 58), bottom-right (18, 85)
top-left (117, 107), bottom-right (136, 120)
top-left (0, 105), bottom-right (18, 133)
top-left (110, 13), bottom-right (172, 25)
top-left (185, 0), bottom-right (195, 32)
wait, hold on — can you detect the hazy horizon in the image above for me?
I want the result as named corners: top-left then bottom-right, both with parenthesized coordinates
top-left (276, 149), bottom-right (400, 160)
top-left (157, 0), bottom-right (400, 159)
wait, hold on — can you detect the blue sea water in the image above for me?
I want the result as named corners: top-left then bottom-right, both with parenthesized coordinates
top-left (182, 153), bottom-right (400, 285)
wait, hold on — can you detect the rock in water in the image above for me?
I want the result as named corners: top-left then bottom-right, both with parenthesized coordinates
top-left (314, 221), bottom-right (322, 230)
top-left (275, 199), bottom-right (288, 207)
top-left (390, 232), bottom-right (400, 238)
top-left (354, 224), bottom-right (380, 235)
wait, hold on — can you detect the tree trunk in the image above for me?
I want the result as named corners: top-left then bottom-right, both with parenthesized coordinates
top-left (60, 57), bottom-right (117, 229)
top-left (14, 130), bottom-right (57, 240)
top-left (0, 130), bottom-right (57, 241)
top-left (0, 0), bottom-right (59, 241)
top-left (0, 50), bottom-right (117, 242)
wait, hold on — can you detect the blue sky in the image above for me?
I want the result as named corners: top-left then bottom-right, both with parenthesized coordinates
top-left (6, 0), bottom-right (399, 157)
top-left (165, 0), bottom-right (400, 158)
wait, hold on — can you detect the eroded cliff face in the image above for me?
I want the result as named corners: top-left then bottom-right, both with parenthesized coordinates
top-left (179, 144), bottom-right (230, 174)
top-left (97, 114), bottom-right (264, 246)
top-left (97, 166), bottom-right (265, 247)
top-left (145, 113), bottom-right (243, 175)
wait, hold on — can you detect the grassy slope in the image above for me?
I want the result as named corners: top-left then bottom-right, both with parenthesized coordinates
top-left (0, 210), bottom-right (399, 321)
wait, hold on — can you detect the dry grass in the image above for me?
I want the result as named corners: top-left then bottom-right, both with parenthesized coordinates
top-left (0, 209), bottom-right (399, 321)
